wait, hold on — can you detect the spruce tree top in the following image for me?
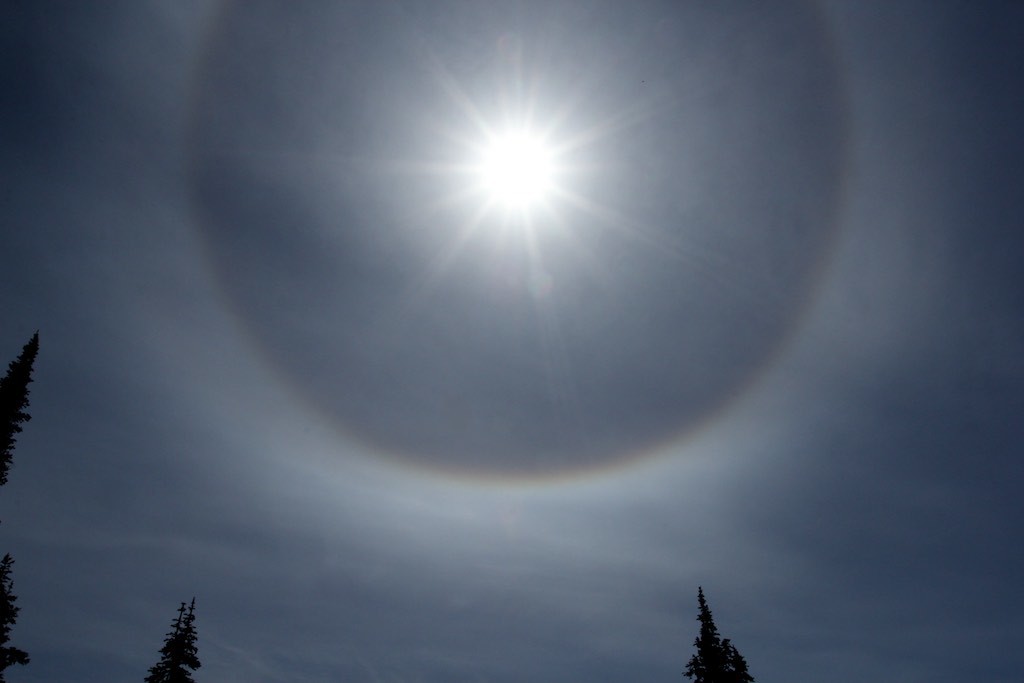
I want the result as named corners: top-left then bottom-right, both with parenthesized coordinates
top-left (145, 598), bottom-right (201, 683)
top-left (0, 333), bottom-right (39, 487)
top-left (0, 554), bottom-right (29, 680)
top-left (684, 587), bottom-right (754, 683)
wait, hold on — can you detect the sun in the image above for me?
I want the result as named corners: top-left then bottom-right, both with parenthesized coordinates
top-left (476, 130), bottom-right (556, 211)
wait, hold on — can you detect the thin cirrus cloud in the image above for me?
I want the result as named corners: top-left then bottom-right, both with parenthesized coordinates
top-left (0, 2), bottom-right (1022, 683)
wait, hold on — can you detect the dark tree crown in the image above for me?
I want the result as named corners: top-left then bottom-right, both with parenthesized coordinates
top-left (684, 587), bottom-right (754, 683)
top-left (0, 333), bottom-right (39, 487)
top-left (145, 598), bottom-right (201, 683)
top-left (0, 334), bottom-right (37, 680)
top-left (0, 554), bottom-right (29, 681)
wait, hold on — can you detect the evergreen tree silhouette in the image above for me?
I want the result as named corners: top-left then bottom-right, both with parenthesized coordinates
top-left (0, 334), bottom-right (38, 680)
top-left (0, 555), bottom-right (28, 680)
top-left (145, 599), bottom-right (201, 683)
top-left (684, 587), bottom-right (754, 683)
top-left (0, 333), bottom-right (39, 487)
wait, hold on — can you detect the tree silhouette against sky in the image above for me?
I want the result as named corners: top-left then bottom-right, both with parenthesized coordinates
top-left (0, 333), bottom-right (38, 487)
top-left (684, 587), bottom-right (754, 683)
top-left (145, 599), bottom-right (201, 683)
top-left (0, 556), bottom-right (28, 680)
top-left (0, 333), bottom-right (38, 680)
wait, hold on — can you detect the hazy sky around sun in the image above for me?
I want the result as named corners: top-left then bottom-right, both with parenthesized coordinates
top-left (2, 1), bottom-right (1023, 682)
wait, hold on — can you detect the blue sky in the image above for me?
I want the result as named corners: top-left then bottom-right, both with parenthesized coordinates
top-left (2, 1), bottom-right (1023, 681)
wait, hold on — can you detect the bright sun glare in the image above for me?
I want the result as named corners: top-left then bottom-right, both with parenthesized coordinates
top-left (477, 131), bottom-right (555, 211)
